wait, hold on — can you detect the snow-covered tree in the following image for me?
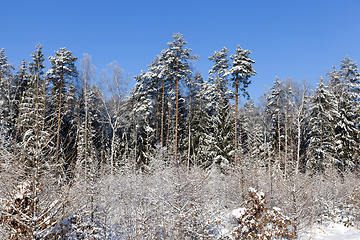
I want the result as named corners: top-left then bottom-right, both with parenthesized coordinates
top-left (165, 33), bottom-right (198, 157)
top-left (46, 47), bottom-right (78, 165)
top-left (97, 61), bottom-right (128, 174)
top-left (76, 53), bottom-right (99, 178)
top-left (327, 57), bottom-right (360, 170)
top-left (192, 76), bottom-right (217, 167)
top-left (132, 54), bottom-right (168, 164)
top-left (0, 48), bottom-right (15, 150)
top-left (13, 59), bottom-right (30, 104)
top-left (242, 99), bottom-right (264, 165)
top-left (183, 72), bottom-right (204, 168)
top-left (0, 45), bottom-right (76, 239)
top-left (266, 77), bottom-right (284, 173)
top-left (278, 172), bottom-right (313, 239)
top-left (291, 80), bottom-right (309, 175)
top-left (17, 44), bottom-right (50, 168)
top-left (229, 45), bottom-right (256, 166)
top-left (206, 47), bottom-right (233, 170)
top-left (308, 78), bottom-right (338, 173)
top-left (143, 54), bottom-right (168, 147)
top-left (127, 78), bottom-right (154, 169)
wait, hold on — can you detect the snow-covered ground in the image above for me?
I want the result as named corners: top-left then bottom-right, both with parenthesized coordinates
top-left (301, 224), bottom-right (360, 240)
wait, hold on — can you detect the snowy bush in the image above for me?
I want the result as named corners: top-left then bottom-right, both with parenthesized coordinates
top-left (231, 188), bottom-right (293, 240)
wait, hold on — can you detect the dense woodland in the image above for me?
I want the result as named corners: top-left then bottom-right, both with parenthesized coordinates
top-left (1, 33), bottom-right (360, 239)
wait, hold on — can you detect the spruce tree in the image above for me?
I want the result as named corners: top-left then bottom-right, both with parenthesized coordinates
top-left (13, 59), bottom-right (30, 104)
top-left (192, 77), bottom-right (217, 167)
top-left (308, 78), bottom-right (338, 173)
top-left (243, 99), bottom-right (264, 164)
top-left (0, 45), bottom-right (72, 239)
top-left (328, 57), bottom-right (360, 170)
top-left (142, 56), bottom-right (162, 145)
top-left (0, 48), bottom-right (15, 146)
top-left (183, 72), bottom-right (203, 168)
top-left (207, 48), bottom-right (233, 170)
top-left (12, 60), bottom-right (31, 146)
top-left (128, 76), bottom-right (154, 169)
top-left (17, 44), bottom-right (49, 162)
top-left (266, 77), bottom-right (284, 172)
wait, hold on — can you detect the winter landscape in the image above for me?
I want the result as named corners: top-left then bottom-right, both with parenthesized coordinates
top-left (1, 33), bottom-right (360, 239)
top-left (2, 1), bottom-right (360, 239)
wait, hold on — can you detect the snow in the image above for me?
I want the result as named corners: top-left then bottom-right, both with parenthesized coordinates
top-left (301, 223), bottom-right (360, 240)
top-left (273, 207), bottom-right (282, 212)
top-left (232, 207), bottom-right (246, 219)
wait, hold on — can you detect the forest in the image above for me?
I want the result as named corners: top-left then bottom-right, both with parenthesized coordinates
top-left (0, 33), bottom-right (360, 239)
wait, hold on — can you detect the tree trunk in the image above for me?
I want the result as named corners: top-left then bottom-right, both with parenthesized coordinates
top-left (161, 76), bottom-right (165, 147)
top-left (277, 99), bottom-right (281, 173)
top-left (146, 115), bottom-right (150, 164)
top-left (56, 71), bottom-right (64, 163)
top-left (155, 94), bottom-right (159, 142)
top-left (235, 75), bottom-right (238, 166)
top-left (285, 110), bottom-right (288, 177)
top-left (166, 97), bottom-right (171, 150)
top-left (175, 65), bottom-right (179, 159)
top-left (187, 89), bottom-right (192, 172)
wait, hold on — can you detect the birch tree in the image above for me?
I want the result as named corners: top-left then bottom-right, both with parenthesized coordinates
top-left (97, 61), bottom-right (128, 174)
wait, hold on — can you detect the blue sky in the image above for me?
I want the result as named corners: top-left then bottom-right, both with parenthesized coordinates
top-left (1, 0), bottom-right (360, 104)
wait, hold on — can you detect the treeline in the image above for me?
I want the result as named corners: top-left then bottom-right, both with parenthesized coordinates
top-left (128, 34), bottom-right (360, 175)
top-left (1, 34), bottom-right (359, 175)
top-left (0, 33), bottom-right (360, 238)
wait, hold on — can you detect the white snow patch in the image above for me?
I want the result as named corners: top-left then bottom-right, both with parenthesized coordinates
top-left (232, 208), bottom-right (246, 219)
top-left (301, 223), bottom-right (360, 240)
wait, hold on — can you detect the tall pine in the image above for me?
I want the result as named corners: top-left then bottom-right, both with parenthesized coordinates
top-left (46, 47), bottom-right (78, 166)
top-left (229, 45), bottom-right (256, 166)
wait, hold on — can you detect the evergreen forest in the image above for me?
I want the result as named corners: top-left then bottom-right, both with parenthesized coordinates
top-left (1, 33), bottom-right (360, 239)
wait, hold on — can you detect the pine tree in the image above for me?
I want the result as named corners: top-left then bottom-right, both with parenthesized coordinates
top-left (229, 45), bottom-right (256, 166)
top-left (0, 48), bottom-right (13, 84)
top-left (213, 98), bottom-right (234, 171)
top-left (46, 47), bottom-right (78, 165)
top-left (165, 33), bottom-right (198, 158)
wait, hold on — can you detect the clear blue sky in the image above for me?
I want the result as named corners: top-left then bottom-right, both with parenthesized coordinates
top-left (1, 0), bottom-right (360, 104)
